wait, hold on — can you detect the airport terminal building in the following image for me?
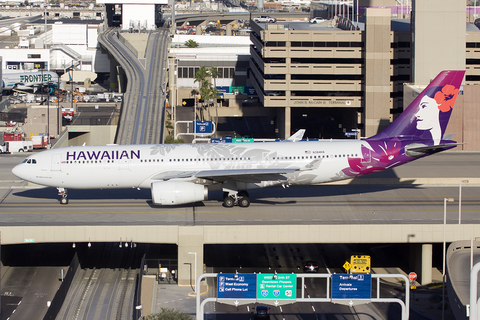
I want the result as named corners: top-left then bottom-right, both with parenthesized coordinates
top-left (247, 1), bottom-right (475, 147)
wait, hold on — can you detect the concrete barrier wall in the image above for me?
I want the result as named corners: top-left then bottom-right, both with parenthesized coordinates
top-left (2, 224), bottom-right (480, 245)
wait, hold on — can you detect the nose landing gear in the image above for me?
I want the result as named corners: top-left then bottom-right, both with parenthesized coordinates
top-left (58, 188), bottom-right (69, 205)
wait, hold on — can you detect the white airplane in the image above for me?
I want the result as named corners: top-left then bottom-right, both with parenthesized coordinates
top-left (12, 70), bottom-right (465, 207)
top-left (2, 70), bottom-right (59, 92)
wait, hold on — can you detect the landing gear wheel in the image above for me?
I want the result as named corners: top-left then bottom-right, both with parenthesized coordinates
top-left (223, 196), bottom-right (235, 208)
top-left (238, 197), bottom-right (250, 208)
top-left (18, 149), bottom-right (24, 152)
top-left (60, 196), bottom-right (69, 205)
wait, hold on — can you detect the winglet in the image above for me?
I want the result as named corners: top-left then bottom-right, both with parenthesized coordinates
top-left (287, 129), bottom-right (305, 142)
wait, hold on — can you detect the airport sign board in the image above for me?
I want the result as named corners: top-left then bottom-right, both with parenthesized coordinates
top-left (217, 273), bottom-right (257, 299)
top-left (257, 274), bottom-right (297, 300)
top-left (332, 274), bottom-right (371, 299)
top-left (194, 121), bottom-right (213, 134)
top-left (350, 255), bottom-right (371, 273)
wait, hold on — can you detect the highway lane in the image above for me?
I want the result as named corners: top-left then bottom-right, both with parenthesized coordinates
top-left (98, 27), bottom-right (168, 145)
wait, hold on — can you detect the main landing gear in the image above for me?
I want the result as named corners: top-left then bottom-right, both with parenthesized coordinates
top-left (223, 190), bottom-right (250, 208)
top-left (58, 187), bottom-right (68, 205)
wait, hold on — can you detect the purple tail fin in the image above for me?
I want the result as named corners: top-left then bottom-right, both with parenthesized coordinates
top-left (369, 70), bottom-right (465, 145)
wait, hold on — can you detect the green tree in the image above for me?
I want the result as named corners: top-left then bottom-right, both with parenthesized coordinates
top-left (184, 39), bottom-right (199, 48)
top-left (146, 307), bottom-right (193, 320)
top-left (164, 135), bottom-right (184, 144)
top-left (194, 67), bottom-right (219, 115)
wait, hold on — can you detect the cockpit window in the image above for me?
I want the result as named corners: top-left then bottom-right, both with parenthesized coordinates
top-left (22, 158), bottom-right (37, 164)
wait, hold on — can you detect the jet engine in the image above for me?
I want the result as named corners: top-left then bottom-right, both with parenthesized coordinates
top-left (151, 181), bottom-right (208, 205)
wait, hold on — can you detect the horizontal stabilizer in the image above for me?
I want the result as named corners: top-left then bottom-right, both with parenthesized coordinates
top-left (406, 143), bottom-right (464, 153)
top-left (443, 134), bottom-right (455, 140)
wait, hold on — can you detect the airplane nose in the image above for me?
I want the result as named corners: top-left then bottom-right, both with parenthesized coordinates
top-left (12, 164), bottom-right (24, 179)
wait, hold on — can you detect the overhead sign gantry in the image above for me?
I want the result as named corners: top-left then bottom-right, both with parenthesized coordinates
top-left (198, 272), bottom-right (410, 320)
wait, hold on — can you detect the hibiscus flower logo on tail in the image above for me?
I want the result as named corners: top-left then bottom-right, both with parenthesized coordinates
top-left (434, 84), bottom-right (459, 112)
top-left (342, 138), bottom-right (401, 177)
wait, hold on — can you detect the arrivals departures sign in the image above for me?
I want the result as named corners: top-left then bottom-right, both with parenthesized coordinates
top-left (332, 274), bottom-right (372, 299)
top-left (216, 273), bottom-right (297, 300)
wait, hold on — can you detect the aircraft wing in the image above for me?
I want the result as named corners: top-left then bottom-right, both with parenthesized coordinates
top-left (152, 168), bottom-right (299, 183)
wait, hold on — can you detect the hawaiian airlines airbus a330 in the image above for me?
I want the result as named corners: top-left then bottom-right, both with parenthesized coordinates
top-left (12, 70), bottom-right (465, 207)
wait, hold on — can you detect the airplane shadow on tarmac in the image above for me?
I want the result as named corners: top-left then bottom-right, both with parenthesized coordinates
top-left (11, 166), bottom-right (421, 206)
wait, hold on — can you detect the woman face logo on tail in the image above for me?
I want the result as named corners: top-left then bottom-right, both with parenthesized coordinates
top-left (413, 85), bottom-right (459, 145)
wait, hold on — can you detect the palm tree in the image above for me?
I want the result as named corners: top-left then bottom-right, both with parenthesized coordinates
top-left (209, 67), bottom-right (221, 136)
top-left (190, 88), bottom-right (200, 122)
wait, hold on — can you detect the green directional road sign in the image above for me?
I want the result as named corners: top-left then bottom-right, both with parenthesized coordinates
top-left (257, 274), bottom-right (297, 299)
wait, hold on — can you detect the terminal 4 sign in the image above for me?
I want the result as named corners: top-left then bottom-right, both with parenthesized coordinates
top-left (217, 274), bottom-right (257, 299)
top-left (332, 274), bottom-right (372, 299)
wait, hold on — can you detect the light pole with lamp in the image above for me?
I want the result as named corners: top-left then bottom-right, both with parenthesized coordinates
top-left (458, 180), bottom-right (469, 240)
top-left (188, 252), bottom-right (197, 295)
top-left (442, 197), bottom-right (454, 320)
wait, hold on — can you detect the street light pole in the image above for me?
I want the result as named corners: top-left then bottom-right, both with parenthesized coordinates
top-left (188, 252), bottom-right (197, 295)
top-left (442, 197), bottom-right (454, 320)
top-left (458, 180), bottom-right (469, 240)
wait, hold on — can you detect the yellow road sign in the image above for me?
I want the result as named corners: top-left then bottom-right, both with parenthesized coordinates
top-left (350, 255), bottom-right (371, 273)
top-left (343, 261), bottom-right (352, 271)
top-left (182, 101), bottom-right (186, 106)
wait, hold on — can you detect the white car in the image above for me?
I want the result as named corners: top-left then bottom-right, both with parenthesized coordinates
top-left (253, 15), bottom-right (276, 23)
top-left (309, 17), bottom-right (326, 24)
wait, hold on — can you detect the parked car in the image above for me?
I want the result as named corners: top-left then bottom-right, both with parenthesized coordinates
top-left (309, 17), bottom-right (326, 24)
top-left (253, 15), bottom-right (276, 23)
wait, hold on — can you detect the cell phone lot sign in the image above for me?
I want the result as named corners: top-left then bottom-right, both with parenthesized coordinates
top-left (257, 274), bottom-right (297, 300)
top-left (217, 274), bottom-right (256, 299)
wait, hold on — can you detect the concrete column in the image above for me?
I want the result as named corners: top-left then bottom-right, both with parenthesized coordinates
top-left (412, 0), bottom-right (465, 83)
top-left (177, 227), bottom-right (204, 288)
top-left (282, 106), bottom-right (291, 139)
top-left (110, 59), bottom-right (118, 91)
top-left (421, 244), bottom-right (433, 285)
top-left (363, 8), bottom-right (391, 137)
top-left (226, 23), bottom-right (232, 36)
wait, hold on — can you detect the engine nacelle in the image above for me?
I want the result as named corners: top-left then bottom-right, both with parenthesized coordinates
top-left (151, 181), bottom-right (208, 205)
